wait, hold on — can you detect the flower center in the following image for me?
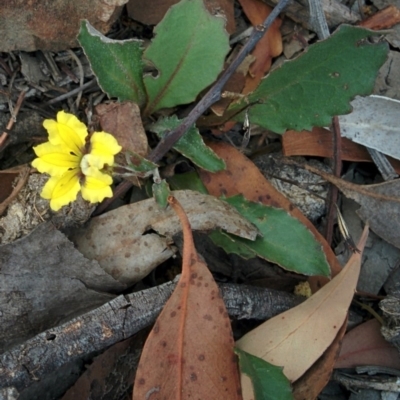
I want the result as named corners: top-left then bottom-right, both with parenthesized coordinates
top-left (80, 154), bottom-right (105, 177)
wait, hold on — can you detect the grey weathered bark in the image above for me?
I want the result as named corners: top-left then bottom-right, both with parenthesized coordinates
top-left (0, 279), bottom-right (301, 393)
top-left (0, 222), bottom-right (125, 354)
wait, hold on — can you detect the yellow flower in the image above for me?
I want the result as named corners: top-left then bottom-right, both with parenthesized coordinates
top-left (32, 111), bottom-right (122, 211)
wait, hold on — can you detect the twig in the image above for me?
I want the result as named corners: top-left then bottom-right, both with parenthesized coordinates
top-left (325, 116), bottom-right (342, 245)
top-left (308, 0), bottom-right (342, 246)
top-left (67, 50), bottom-right (84, 108)
top-left (367, 147), bottom-right (398, 181)
top-left (0, 90), bottom-right (26, 150)
top-left (44, 79), bottom-right (97, 105)
top-left (0, 166), bottom-right (30, 216)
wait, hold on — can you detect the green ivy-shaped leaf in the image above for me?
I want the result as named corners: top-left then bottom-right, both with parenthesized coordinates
top-left (142, 0), bottom-right (230, 115)
top-left (78, 21), bottom-right (146, 106)
top-left (230, 25), bottom-right (388, 133)
top-left (149, 116), bottom-right (225, 172)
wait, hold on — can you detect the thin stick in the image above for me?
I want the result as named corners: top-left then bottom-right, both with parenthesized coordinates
top-left (0, 166), bottom-right (30, 216)
top-left (325, 116), bottom-right (342, 245)
top-left (67, 50), bottom-right (84, 108)
top-left (0, 90), bottom-right (26, 150)
top-left (45, 79), bottom-right (97, 105)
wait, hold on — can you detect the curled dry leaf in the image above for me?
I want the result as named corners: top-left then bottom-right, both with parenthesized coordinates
top-left (236, 225), bottom-right (368, 393)
top-left (133, 195), bottom-right (241, 399)
top-left (303, 163), bottom-right (400, 249)
top-left (70, 190), bottom-right (258, 285)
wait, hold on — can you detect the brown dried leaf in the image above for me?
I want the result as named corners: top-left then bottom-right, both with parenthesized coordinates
top-left (335, 318), bottom-right (400, 369)
top-left (238, 0), bottom-right (282, 94)
top-left (133, 195), bottom-right (242, 399)
top-left (95, 101), bottom-right (148, 156)
top-left (236, 226), bottom-right (368, 384)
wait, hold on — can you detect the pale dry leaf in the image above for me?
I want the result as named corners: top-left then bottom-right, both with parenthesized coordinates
top-left (236, 225), bottom-right (369, 390)
top-left (70, 190), bottom-right (258, 285)
top-left (339, 95), bottom-right (400, 161)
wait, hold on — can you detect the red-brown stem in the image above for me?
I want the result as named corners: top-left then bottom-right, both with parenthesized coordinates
top-left (324, 116), bottom-right (342, 245)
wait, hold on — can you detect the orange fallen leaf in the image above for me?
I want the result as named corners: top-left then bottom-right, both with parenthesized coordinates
top-left (335, 318), bottom-right (400, 370)
top-left (238, 0), bottom-right (282, 94)
top-left (282, 128), bottom-right (400, 174)
top-left (133, 195), bottom-right (242, 399)
top-left (236, 225), bottom-right (368, 391)
top-left (198, 141), bottom-right (342, 285)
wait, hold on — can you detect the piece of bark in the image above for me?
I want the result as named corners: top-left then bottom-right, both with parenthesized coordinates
top-left (0, 280), bottom-right (301, 392)
top-left (380, 291), bottom-right (400, 354)
top-left (0, 222), bottom-right (125, 353)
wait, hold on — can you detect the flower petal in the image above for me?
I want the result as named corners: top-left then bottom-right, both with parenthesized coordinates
top-left (81, 169), bottom-right (113, 204)
top-left (90, 131), bottom-right (122, 166)
top-left (32, 142), bottom-right (80, 176)
top-left (41, 170), bottom-right (81, 211)
top-left (43, 111), bottom-right (87, 156)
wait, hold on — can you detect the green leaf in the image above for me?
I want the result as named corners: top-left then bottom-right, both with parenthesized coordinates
top-left (221, 195), bottom-right (330, 276)
top-left (168, 170), bottom-right (209, 194)
top-left (153, 179), bottom-right (171, 208)
top-left (209, 230), bottom-right (256, 259)
top-left (230, 25), bottom-right (388, 133)
top-left (235, 348), bottom-right (293, 400)
top-left (142, 0), bottom-right (229, 115)
top-left (149, 116), bottom-right (226, 172)
top-left (78, 20), bottom-right (146, 106)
